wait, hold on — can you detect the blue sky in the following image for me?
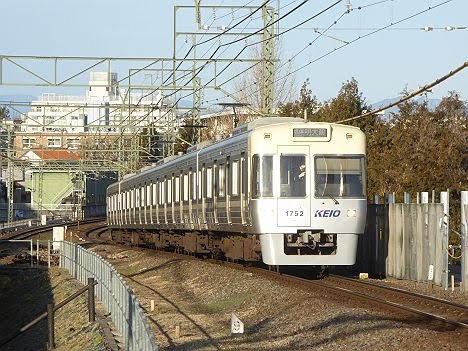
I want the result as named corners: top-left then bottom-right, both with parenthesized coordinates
top-left (1, 0), bottom-right (467, 106)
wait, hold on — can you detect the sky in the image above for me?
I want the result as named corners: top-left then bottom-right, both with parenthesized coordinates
top-left (1, 0), bottom-right (467, 107)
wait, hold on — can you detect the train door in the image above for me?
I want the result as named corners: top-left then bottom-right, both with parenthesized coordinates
top-left (276, 145), bottom-right (311, 228)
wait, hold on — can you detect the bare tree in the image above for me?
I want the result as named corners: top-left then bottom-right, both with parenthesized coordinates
top-left (234, 39), bottom-right (297, 112)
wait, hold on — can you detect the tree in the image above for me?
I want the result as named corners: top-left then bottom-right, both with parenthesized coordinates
top-left (0, 106), bottom-right (9, 121)
top-left (234, 40), bottom-right (297, 112)
top-left (279, 79), bottom-right (320, 119)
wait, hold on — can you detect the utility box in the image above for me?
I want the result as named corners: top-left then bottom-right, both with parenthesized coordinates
top-left (53, 226), bottom-right (66, 250)
top-left (41, 215), bottom-right (47, 225)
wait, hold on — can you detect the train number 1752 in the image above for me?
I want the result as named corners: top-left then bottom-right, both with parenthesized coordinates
top-left (285, 210), bottom-right (304, 217)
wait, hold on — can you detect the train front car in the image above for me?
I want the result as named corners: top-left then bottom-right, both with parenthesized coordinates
top-left (250, 121), bottom-right (367, 266)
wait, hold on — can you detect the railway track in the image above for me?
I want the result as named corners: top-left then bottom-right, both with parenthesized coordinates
top-left (0, 218), bottom-right (106, 241)
top-left (76, 225), bottom-right (468, 332)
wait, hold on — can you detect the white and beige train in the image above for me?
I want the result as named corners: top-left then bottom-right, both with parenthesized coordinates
top-left (107, 117), bottom-right (367, 266)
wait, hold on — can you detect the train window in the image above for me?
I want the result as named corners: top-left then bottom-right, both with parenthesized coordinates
top-left (198, 170), bottom-right (202, 200)
top-left (167, 178), bottom-right (172, 204)
top-left (280, 155), bottom-right (306, 197)
top-left (183, 174), bottom-right (189, 201)
top-left (152, 183), bottom-right (157, 206)
top-left (206, 167), bottom-right (213, 199)
top-left (175, 176), bottom-right (180, 203)
top-left (252, 155), bottom-right (273, 198)
top-left (315, 156), bottom-right (366, 198)
top-left (159, 181), bottom-right (163, 205)
top-left (147, 185), bottom-right (151, 206)
top-left (231, 161), bottom-right (239, 196)
top-left (218, 165), bottom-right (226, 197)
top-left (190, 171), bottom-right (196, 201)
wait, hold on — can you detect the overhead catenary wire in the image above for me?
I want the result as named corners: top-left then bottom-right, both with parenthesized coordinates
top-left (209, 0), bottom-right (453, 107)
top-left (337, 61), bottom-right (468, 123)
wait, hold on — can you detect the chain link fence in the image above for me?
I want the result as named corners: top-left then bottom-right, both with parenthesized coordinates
top-left (59, 241), bottom-right (157, 350)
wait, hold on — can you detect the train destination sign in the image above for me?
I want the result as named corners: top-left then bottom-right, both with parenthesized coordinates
top-left (293, 128), bottom-right (327, 137)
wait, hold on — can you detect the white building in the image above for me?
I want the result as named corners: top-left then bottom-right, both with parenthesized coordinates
top-left (22, 72), bottom-right (175, 134)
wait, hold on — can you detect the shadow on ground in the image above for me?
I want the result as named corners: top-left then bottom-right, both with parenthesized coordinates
top-left (0, 264), bottom-right (53, 350)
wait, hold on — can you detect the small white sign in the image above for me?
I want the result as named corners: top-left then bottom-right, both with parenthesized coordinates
top-left (428, 264), bottom-right (434, 281)
top-left (41, 214), bottom-right (47, 226)
top-left (231, 313), bottom-right (244, 335)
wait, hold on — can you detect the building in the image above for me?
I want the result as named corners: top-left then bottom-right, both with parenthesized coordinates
top-left (21, 72), bottom-right (173, 134)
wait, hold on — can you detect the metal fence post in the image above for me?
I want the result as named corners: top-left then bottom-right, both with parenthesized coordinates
top-left (440, 190), bottom-right (449, 290)
top-left (461, 191), bottom-right (468, 292)
top-left (47, 240), bottom-right (51, 268)
top-left (37, 240), bottom-right (40, 264)
top-left (88, 277), bottom-right (96, 322)
top-left (47, 303), bottom-right (55, 350)
top-left (30, 240), bottom-right (33, 267)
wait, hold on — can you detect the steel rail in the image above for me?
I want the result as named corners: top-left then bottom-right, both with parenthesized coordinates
top-left (0, 218), bottom-right (106, 241)
top-left (329, 274), bottom-right (468, 312)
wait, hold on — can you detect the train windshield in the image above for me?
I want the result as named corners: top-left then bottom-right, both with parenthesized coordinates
top-left (315, 156), bottom-right (366, 198)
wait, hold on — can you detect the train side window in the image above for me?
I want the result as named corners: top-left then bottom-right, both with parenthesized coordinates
top-left (206, 167), bottom-right (213, 199)
top-left (147, 184), bottom-right (151, 206)
top-left (159, 180), bottom-right (164, 205)
top-left (167, 178), bottom-right (172, 204)
top-left (231, 160), bottom-right (239, 196)
top-left (252, 155), bottom-right (273, 198)
top-left (190, 170), bottom-right (196, 201)
top-left (183, 173), bottom-right (189, 202)
top-left (280, 155), bottom-right (306, 197)
top-left (218, 164), bottom-right (226, 197)
top-left (198, 169), bottom-right (202, 200)
top-left (175, 176), bottom-right (180, 203)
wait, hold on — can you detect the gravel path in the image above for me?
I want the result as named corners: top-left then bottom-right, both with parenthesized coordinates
top-left (91, 244), bottom-right (468, 351)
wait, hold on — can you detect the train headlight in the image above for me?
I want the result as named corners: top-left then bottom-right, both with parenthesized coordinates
top-left (347, 209), bottom-right (357, 217)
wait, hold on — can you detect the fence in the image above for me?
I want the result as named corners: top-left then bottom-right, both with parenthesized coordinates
top-left (356, 197), bottom-right (450, 289)
top-left (462, 192), bottom-right (468, 292)
top-left (59, 241), bottom-right (158, 351)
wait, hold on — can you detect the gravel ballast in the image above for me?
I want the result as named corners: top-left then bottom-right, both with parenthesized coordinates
top-left (91, 244), bottom-right (468, 350)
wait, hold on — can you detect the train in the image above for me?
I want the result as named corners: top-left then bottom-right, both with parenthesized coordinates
top-left (107, 117), bottom-right (367, 266)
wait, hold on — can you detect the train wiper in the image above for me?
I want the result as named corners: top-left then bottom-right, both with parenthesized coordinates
top-left (324, 193), bottom-right (340, 205)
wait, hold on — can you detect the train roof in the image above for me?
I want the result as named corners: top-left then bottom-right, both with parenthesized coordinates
top-left (109, 118), bottom-right (363, 190)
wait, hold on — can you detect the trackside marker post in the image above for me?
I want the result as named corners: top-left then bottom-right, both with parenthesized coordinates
top-left (231, 313), bottom-right (244, 336)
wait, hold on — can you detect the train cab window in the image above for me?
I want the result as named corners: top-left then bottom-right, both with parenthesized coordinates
top-left (280, 155), bottom-right (306, 197)
top-left (206, 167), bottom-right (213, 199)
top-left (315, 155), bottom-right (366, 198)
top-left (218, 165), bottom-right (226, 197)
top-left (252, 155), bottom-right (274, 198)
top-left (231, 161), bottom-right (239, 196)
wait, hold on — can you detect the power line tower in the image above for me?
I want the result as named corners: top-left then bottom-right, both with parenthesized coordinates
top-left (261, 2), bottom-right (276, 115)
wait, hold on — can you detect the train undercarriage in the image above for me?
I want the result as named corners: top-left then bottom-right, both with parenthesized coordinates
top-left (109, 228), bottom-right (262, 262)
